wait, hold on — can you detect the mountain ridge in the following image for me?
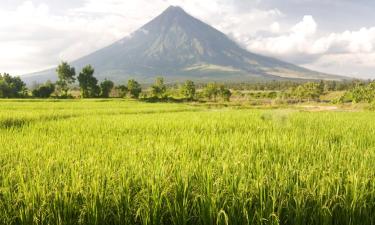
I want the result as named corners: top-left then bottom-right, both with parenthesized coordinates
top-left (24, 6), bottom-right (347, 84)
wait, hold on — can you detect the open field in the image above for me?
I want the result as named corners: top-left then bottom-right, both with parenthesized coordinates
top-left (1, 100), bottom-right (375, 225)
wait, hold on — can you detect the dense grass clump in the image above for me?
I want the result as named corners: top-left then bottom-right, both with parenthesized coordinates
top-left (0, 99), bottom-right (375, 225)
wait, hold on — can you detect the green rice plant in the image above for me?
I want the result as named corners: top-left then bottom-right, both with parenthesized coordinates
top-left (0, 99), bottom-right (374, 225)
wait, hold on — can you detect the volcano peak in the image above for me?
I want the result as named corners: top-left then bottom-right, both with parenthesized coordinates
top-left (25, 6), bottom-right (346, 84)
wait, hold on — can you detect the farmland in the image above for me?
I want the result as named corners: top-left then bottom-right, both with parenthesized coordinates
top-left (0, 100), bottom-right (375, 225)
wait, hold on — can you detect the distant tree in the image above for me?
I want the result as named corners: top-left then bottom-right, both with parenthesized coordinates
top-left (180, 80), bottom-right (196, 100)
top-left (116, 85), bottom-right (128, 98)
top-left (0, 73), bottom-right (27, 98)
top-left (127, 79), bottom-right (142, 99)
top-left (77, 65), bottom-right (100, 98)
top-left (304, 82), bottom-right (323, 101)
top-left (151, 77), bottom-right (167, 98)
top-left (291, 82), bottom-right (322, 102)
top-left (56, 62), bottom-right (76, 96)
top-left (0, 79), bottom-right (9, 98)
top-left (218, 85), bottom-right (232, 101)
top-left (203, 83), bottom-right (219, 100)
top-left (344, 81), bottom-right (375, 103)
top-left (32, 81), bottom-right (55, 98)
top-left (100, 79), bottom-right (114, 98)
top-left (292, 86), bottom-right (305, 101)
top-left (318, 80), bottom-right (325, 94)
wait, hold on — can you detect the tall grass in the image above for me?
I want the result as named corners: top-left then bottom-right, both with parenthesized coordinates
top-left (0, 100), bottom-right (374, 225)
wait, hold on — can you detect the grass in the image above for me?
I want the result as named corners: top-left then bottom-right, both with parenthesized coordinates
top-left (0, 99), bottom-right (375, 225)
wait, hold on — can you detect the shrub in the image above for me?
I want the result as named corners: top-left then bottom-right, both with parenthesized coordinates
top-left (32, 81), bottom-right (55, 98)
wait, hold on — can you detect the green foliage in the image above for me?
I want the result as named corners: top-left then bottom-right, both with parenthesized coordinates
top-left (115, 85), bottom-right (128, 98)
top-left (100, 79), bottom-right (115, 98)
top-left (78, 65), bottom-right (100, 98)
top-left (0, 73), bottom-right (27, 98)
top-left (218, 85), bottom-right (232, 101)
top-left (368, 102), bottom-right (375, 111)
top-left (56, 62), bottom-right (76, 96)
top-left (203, 83), bottom-right (219, 100)
top-left (226, 80), bottom-right (360, 92)
top-left (0, 101), bottom-right (375, 224)
top-left (0, 80), bottom-right (7, 98)
top-left (32, 81), bottom-right (55, 98)
top-left (248, 91), bottom-right (278, 99)
top-left (180, 80), bottom-right (196, 100)
top-left (151, 77), bottom-right (167, 98)
top-left (203, 83), bottom-right (231, 101)
top-left (318, 80), bottom-right (325, 94)
top-left (342, 82), bottom-right (375, 103)
top-left (291, 82), bottom-right (323, 101)
top-left (127, 79), bottom-right (142, 99)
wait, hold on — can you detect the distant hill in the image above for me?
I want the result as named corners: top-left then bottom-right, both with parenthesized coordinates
top-left (24, 6), bottom-right (347, 84)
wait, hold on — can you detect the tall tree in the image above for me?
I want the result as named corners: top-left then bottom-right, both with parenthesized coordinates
top-left (100, 79), bottom-right (114, 98)
top-left (180, 80), bottom-right (196, 100)
top-left (0, 79), bottom-right (9, 98)
top-left (77, 65), bottom-right (100, 98)
top-left (318, 80), bottom-right (325, 94)
top-left (127, 79), bottom-right (142, 99)
top-left (151, 77), bottom-right (167, 98)
top-left (56, 62), bottom-right (76, 96)
top-left (203, 83), bottom-right (219, 101)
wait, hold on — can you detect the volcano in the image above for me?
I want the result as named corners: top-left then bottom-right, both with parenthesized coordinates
top-left (25, 6), bottom-right (346, 83)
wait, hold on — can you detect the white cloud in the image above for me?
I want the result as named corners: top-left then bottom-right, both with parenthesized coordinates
top-left (248, 15), bottom-right (319, 56)
top-left (0, 1), bottom-right (135, 74)
top-left (291, 15), bottom-right (317, 36)
top-left (303, 53), bottom-right (375, 78)
top-left (270, 22), bottom-right (280, 33)
top-left (246, 15), bottom-right (375, 78)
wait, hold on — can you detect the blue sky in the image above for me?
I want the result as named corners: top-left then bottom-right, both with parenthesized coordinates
top-left (1, 0), bottom-right (374, 78)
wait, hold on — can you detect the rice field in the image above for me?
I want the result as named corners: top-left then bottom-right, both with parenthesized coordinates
top-left (0, 99), bottom-right (375, 225)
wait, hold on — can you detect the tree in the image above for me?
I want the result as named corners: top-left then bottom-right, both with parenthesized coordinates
top-left (0, 79), bottom-right (9, 98)
top-left (291, 82), bottom-right (322, 102)
top-left (100, 79), bottom-right (114, 98)
top-left (127, 79), bottom-right (142, 99)
top-left (56, 62), bottom-right (76, 96)
top-left (116, 85), bottom-right (128, 98)
top-left (0, 73), bottom-right (27, 98)
top-left (218, 85), bottom-right (232, 101)
top-left (180, 80), bottom-right (196, 100)
top-left (366, 82), bottom-right (375, 102)
top-left (32, 81), bottom-right (55, 98)
top-left (345, 81), bottom-right (375, 103)
top-left (318, 80), bottom-right (325, 95)
top-left (303, 82), bottom-right (323, 101)
top-left (77, 65), bottom-right (100, 98)
top-left (203, 83), bottom-right (219, 100)
top-left (151, 77), bottom-right (167, 98)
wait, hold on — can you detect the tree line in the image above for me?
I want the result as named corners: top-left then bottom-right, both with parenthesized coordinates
top-left (1, 62), bottom-right (232, 102)
top-left (1, 62), bottom-right (374, 103)
top-left (226, 79), bottom-right (368, 92)
top-left (339, 81), bottom-right (375, 103)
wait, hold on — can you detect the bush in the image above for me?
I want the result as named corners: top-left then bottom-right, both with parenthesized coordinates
top-left (0, 73), bottom-right (27, 98)
top-left (343, 82), bottom-right (375, 103)
top-left (368, 102), bottom-right (375, 111)
top-left (32, 81), bottom-right (55, 98)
